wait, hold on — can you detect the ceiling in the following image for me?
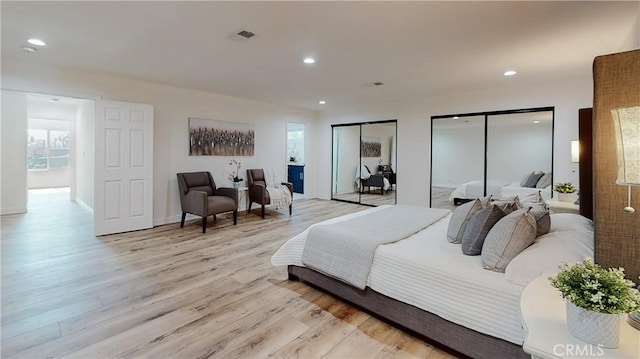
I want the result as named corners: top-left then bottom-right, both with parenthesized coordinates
top-left (2, 1), bottom-right (638, 112)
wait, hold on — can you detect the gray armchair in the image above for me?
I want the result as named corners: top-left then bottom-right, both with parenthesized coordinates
top-left (247, 169), bottom-right (293, 218)
top-left (177, 172), bottom-right (237, 233)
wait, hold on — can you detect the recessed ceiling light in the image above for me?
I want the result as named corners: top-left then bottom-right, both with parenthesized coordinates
top-left (303, 57), bottom-right (315, 64)
top-left (319, 100), bottom-right (326, 105)
top-left (533, 120), bottom-right (540, 124)
top-left (453, 116), bottom-right (460, 120)
top-left (50, 98), bottom-right (59, 103)
top-left (20, 46), bottom-right (37, 53)
top-left (28, 38), bottom-right (46, 46)
top-left (504, 70), bottom-right (517, 76)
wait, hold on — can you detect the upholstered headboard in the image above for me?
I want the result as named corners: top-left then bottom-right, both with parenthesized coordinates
top-left (593, 49), bottom-right (640, 281)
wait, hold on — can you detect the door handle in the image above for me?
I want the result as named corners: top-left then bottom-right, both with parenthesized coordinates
top-left (300, 173), bottom-right (303, 180)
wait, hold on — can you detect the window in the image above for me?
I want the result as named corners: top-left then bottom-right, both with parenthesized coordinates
top-left (27, 127), bottom-right (70, 170)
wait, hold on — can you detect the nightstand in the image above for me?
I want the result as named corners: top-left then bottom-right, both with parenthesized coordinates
top-left (546, 199), bottom-right (580, 214)
top-left (236, 186), bottom-right (249, 213)
top-left (520, 274), bottom-right (640, 359)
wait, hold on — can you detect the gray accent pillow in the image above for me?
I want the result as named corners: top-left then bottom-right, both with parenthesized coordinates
top-left (520, 171), bottom-right (534, 186)
top-left (536, 173), bottom-right (552, 189)
top-left (461, 205), bottom-right (506, 256)
top-left (529, 206), bottom-right (551, 237)
top-left (522, 172), bottom-right (544, 188)
top-left (481, 208), bottom-right (537, 272)
top-left (492, 197), bottom-right (520, 214)
top-left (447, 199), bottom-right (484, 244)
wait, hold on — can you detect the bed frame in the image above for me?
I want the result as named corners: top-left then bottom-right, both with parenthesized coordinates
top-left (288, 265), bottom-right (529, 359)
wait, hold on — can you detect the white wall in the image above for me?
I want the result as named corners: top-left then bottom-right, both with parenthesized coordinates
top-left (75, 100), bottom-right (95, 210)
top-left (432, 125), bottom-right (485, 187)
top-left (318, 77), bottom-right (592, 206)
top-left (334, 125), bottom-right (360, 194)
top-left (1, 58), bottom-right (319, 225)
top-left (1, 90), bottom-right (28, 214)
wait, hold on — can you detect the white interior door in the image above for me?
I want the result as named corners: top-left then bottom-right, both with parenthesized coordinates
top-left (94, 100), bottom-right (153, 236)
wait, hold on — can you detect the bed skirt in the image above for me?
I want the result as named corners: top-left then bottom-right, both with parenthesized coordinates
top-left (287, 265), bottom-right (528, 359)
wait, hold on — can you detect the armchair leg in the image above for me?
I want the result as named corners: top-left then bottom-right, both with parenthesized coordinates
top-left (181, 212), bottom-right (186, 227)
top-left (202, 216), bottom-right (207, 233)
top-left (248, 201), bottom-right (252, 213)
top-left (233, 210), bottom-right (237, 225)
top-left (289, 204), bottom-right (292, 216)
top-left (261, 204), bottom-right (265, 219)
top-left (213, 214), bottom-right (216, 222)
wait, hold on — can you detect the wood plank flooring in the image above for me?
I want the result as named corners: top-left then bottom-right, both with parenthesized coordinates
top-left (1, 189), bottom-right (457, 358)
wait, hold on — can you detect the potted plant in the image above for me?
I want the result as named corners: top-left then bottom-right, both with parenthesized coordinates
top-left (554, 182), bottom-right (576, 202)
top-left (549, 259), bottom-right (640, 348)
top-left (228, 159), bottom-right (243, 188)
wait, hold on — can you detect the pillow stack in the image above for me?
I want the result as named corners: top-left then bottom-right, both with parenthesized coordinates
top-left (447, 193), bottom-right (551, 273)
top-left (520, 171), bottom-right (552, 188)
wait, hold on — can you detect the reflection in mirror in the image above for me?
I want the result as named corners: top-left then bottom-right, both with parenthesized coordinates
top-left (430, 108), bottom-right (554, 210)
top-left (332, 125), bottom-right (361, 203)
top-left (487, 111), bottom-right (553, 200)
top-left (332, 120), bottom-right (397, 206)
top-left (431, 116), bottom-right (485, 210)
top-left (360, 123), bottom-right (397, 206)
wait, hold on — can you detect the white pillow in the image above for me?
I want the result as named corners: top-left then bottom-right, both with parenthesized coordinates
top-left (504, 230), bottom-right (594, 286)
top-left (549, 213), bottom-right (593, 233)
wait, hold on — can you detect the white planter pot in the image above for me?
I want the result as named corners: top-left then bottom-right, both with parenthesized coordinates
top-left (566, 301), bottom-right (620, 348)
top-left (557, 193), bottom-right (574, 202)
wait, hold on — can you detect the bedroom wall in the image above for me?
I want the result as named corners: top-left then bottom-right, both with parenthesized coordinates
top-left (317, 76), bottom-right (592, 205)
top-left (1, 58), bottom-right (319, 225)
top-left (1, 90), bottom-right (28, 215)
top-left (75, 99), bottom-right (95, 210)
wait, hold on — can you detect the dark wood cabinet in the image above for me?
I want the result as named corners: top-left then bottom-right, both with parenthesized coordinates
top-left (288, 165), bottom-right (304, 194)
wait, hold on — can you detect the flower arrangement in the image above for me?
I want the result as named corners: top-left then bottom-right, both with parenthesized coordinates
top-left (228, 159), bottom-right (242, 183)
top-left (554, 182), bottom-right (576, 193)
top-left (549, 259), bottom-right (640, 314)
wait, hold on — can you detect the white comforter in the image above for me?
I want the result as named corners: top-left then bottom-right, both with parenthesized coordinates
top-left (271, 205), bottom-right (526, 344)
top-left (272, 207), bottom-right (594, 346)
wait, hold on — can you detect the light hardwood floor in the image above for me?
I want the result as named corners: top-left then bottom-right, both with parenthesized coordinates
top-left (1, 190), bottom-right (457, 359)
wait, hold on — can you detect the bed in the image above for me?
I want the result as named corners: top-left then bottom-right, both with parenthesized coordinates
top-left (271, 205), bottom-right (594, 359)
top-left (448, 181), bottom-right (552, 205)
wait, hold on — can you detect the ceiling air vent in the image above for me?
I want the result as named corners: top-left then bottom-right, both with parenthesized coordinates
top-left (229, 30), bottom-right (257, 43)
top-left (365, 82), bottom-right (385, 87)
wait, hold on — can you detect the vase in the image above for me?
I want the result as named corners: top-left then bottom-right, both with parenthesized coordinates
top-left (233, 182), bottom-right (240, 189)
top-left (557, 193), bottom-right (573, 202)
top-left (566, 301), bottom-right (620, 348)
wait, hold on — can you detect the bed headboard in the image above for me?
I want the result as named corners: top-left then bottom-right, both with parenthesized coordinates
top-left (593, 49), bottom-right (640, 281)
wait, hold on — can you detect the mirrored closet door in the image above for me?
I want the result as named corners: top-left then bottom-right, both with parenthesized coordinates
top-left (332, 120), bottom-right (397, 206)
top-left (430, 107), bottom-right (554, 210)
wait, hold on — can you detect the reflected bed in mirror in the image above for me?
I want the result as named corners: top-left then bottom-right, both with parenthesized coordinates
top-left (430, 108), bottom-right (554, 210)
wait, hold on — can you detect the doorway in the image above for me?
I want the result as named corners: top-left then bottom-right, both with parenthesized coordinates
top-left (287, 122), bottom-right (305, 198)
top-left (26, 94), bottom-right (96, 213)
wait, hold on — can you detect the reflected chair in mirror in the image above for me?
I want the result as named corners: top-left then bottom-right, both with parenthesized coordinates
top-left (360, 165), bottom-right (386, 195)
top-left (377, 165), bottom-right (396, 189)
top-left (247, 169), bottom-right (293, 218)
top-left (177, 172), bottom-right (238, 233)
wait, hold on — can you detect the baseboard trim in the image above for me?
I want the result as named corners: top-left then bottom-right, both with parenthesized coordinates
top-left (153, 213), bottom-right (200, 227)
top-left (0, 207), bottom-right (27, 215)
top-left (73, 198), bottom-right (94, 214)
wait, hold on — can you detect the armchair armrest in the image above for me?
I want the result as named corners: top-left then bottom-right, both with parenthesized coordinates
top-left (281, 182), bottom-right (293, 195)
top-left (216, 187), bottom-right (238, 206)
top-left (184, 190), bottom-right (208, 216)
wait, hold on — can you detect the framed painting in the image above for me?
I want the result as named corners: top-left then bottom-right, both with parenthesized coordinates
top-left (361, 137), bottom-right (381, 157)
top-left (189, 118), bottom-right (255, 156)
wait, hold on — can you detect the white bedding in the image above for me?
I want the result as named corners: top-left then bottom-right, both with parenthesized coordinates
top-left (272, 206), bottom-right (593, 346)
top-left (271, 205), bottom-right (525, 344)
top-left (448, 180), bottom-right (552, 204)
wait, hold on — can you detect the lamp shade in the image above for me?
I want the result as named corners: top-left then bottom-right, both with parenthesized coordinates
top-left (611, 106), bottom-right (640, 186)
top-left (571, 140), bottom-right (579, 163)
